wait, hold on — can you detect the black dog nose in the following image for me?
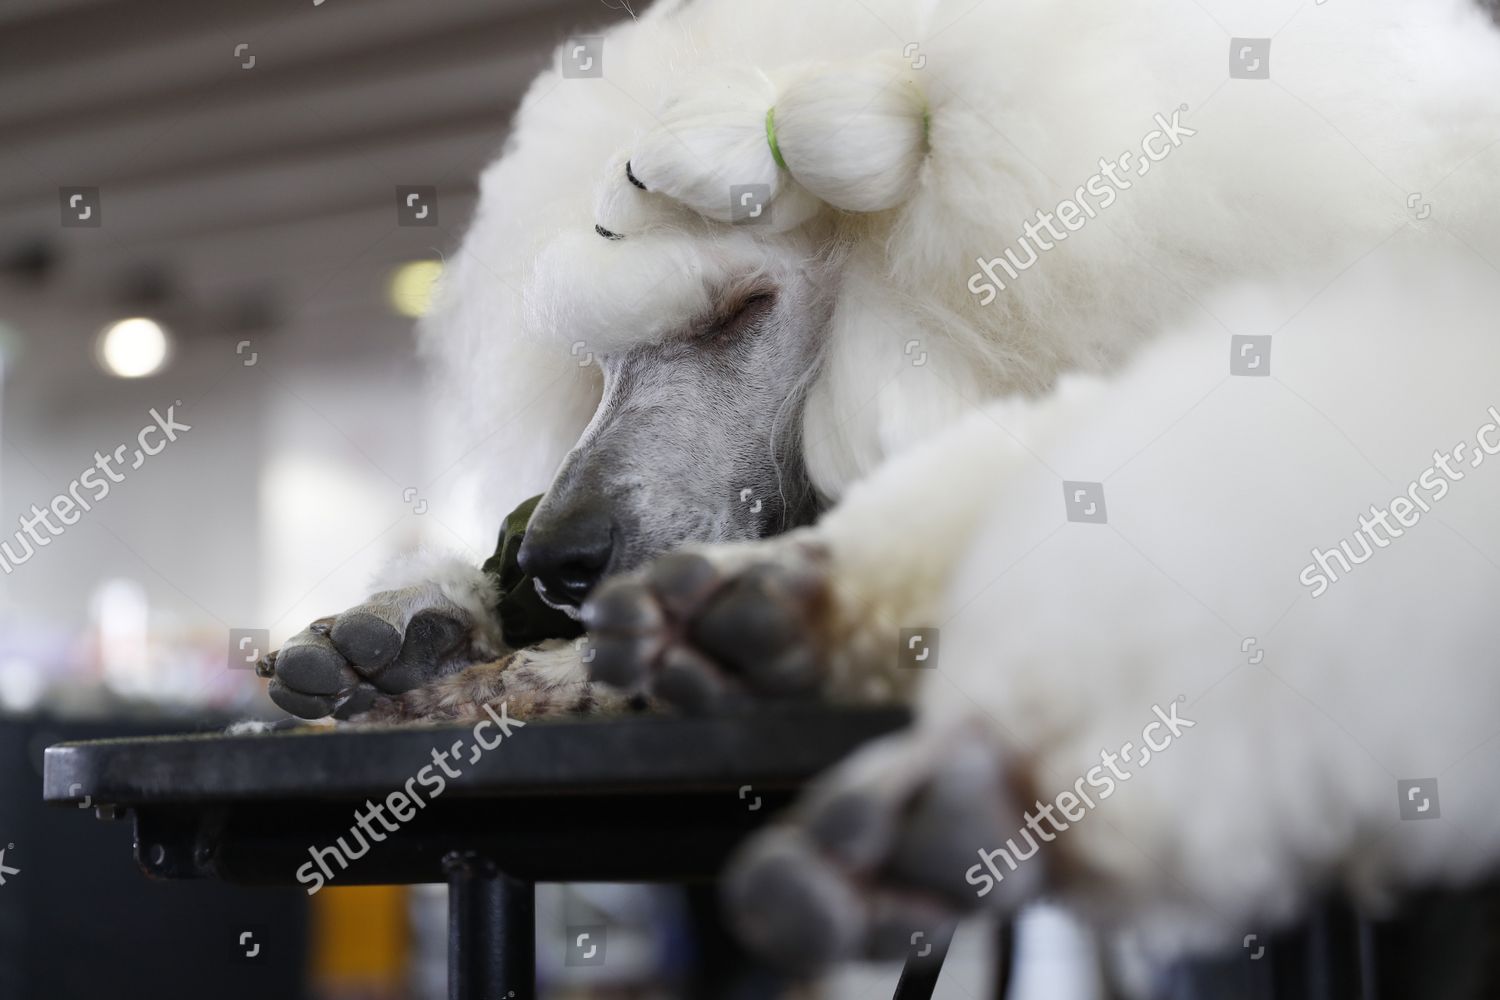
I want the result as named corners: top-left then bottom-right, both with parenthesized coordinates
top-left (517, 507), bottom-right (615, 608)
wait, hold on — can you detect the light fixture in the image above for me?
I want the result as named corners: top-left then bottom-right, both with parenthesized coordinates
top-left (387, 260), bottom-right (443, 318)
top-left (97, 316), bottom-right (170, 378)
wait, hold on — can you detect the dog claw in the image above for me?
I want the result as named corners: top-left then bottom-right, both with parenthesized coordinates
top-left (331, 682), bottom-right (380, 720)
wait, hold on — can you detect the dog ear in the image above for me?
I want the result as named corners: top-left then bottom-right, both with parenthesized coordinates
top-left (628, 52), bottom-right (929, 228)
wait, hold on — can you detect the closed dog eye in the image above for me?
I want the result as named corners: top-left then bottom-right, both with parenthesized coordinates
top-left (699, 289), bottom-right (777, 343)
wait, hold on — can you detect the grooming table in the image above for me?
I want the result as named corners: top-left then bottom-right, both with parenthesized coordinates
top-left (41, 706), bottom-right (977, 1000)
top-left (41, 707), bottom-right (1496, 1000)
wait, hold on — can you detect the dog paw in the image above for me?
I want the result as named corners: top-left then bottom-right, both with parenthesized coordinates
top-left (260, 588), bottom-right (479, 720)
top-left (721, 725), bottom-right (1042, 974)
top-left (581, 542), bottom-right (833, 712)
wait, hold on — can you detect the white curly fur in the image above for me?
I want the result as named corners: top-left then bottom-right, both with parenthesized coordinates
top-left (413, 0), bottom-right (1500, 987)
top-left (808, 249), bottom-right (1500, 976)
top-left (422, 0), bottom-right (1500, 506)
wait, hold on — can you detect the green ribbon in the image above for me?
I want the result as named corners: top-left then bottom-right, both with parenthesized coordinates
top-left (765, 106), bottom-right (789, 171)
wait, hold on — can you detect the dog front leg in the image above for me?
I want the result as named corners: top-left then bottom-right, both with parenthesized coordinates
top-left (581, 407), bottom-right (1030, 708)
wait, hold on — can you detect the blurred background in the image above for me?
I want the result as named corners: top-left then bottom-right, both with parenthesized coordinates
top-left (0, 1), bottom-right (726, 997)
top-left (0, 0), bottom-right (631, 713)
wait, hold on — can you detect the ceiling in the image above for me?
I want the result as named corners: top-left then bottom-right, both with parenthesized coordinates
top-left (0, 0), bottom-right (629, 347)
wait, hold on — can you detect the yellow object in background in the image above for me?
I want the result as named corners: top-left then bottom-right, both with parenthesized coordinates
top-left (311, 885), bottom-right (409, 999)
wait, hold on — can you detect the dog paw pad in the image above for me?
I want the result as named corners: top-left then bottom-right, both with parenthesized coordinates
top-left (329, 611), bottom-right (402, 671)
top-left (723, 726), bottom-right (1038, 972)
top-left (583, 543), bottom-right (832, 711)
top-left (264, 593), bottom-right (477, 720)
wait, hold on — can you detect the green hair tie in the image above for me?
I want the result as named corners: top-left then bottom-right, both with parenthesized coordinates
top-left (765, 106), bottom-right (789, 171)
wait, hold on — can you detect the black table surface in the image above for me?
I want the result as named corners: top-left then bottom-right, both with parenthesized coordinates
top-left (42, 706), bottom-right (911, 886)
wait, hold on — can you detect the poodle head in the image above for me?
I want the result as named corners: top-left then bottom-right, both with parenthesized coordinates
top-left (422, 0), bottom-right (947, 608)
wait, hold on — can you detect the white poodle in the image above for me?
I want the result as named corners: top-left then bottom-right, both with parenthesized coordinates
top-left (262, 0), bottom-right (1500, 988)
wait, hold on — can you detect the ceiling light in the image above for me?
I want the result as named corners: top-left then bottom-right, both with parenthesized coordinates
top-left (97, 317), bottom-right (170, 378)
top-left (388, 260), bottom-right (443, 318)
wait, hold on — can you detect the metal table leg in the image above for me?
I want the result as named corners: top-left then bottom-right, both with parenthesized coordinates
top-left (1303, 901), bottom-right (1364, 1000)
top-left (993, 920), bottom-right (1015, 1000)
top-left (894, 923), bottom-right (955, 1000)
top-left (444, 851), bottom-right (535, 1000)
